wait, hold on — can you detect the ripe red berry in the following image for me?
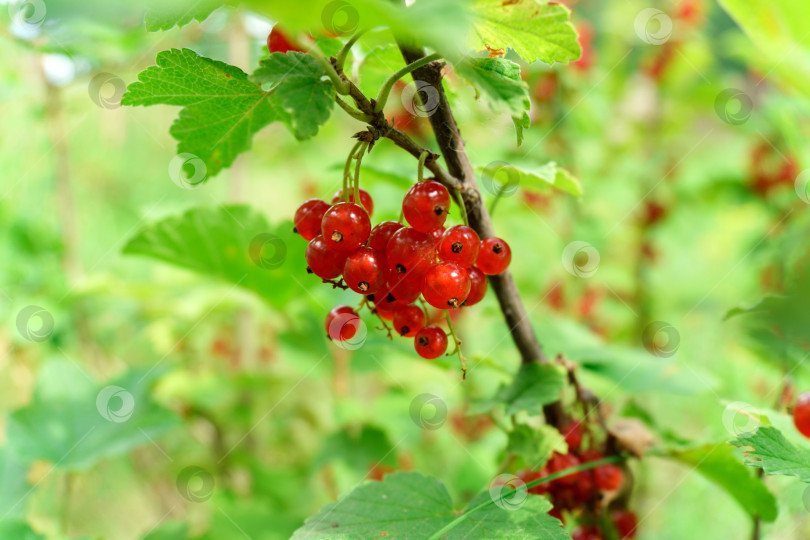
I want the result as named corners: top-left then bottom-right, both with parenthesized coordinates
top-left (518, 469), bottom-right (549, 495)
top-left (422, 262), bottom-right (471, 309)
top-left (476, 237), bottom-right (512, 275)
top-left (414, 326), bottom-right (448, 359)
top-left (267, 26), bottom-right (303, 54)
top-left (462, 267), bottom-right (488, 307)
top-left (386, 227), bottom-right (435, 276)
top-left (393, 304), bottom-right (426, 337)
top-left (402, 180), bottom-right (451, 232)
top-left (594, 464), bottom-right (623, 491)
top-left (572, 469), bottom-right (596, 503)
top-left (547, 453), bottom-right (581, 487)
top-left (321, 202), bottom-right (371, 253)
top-left (370, 290), bottom-right (398, 320)
top-left (385, 267), bottom-right (425, 304)
top-left (332, 188), bottom-right (374, 216)
top-left (571, 526), bottom-right (603, 540)
top-left (794, 392), bottom-right (810, 438)
top-left (368, 220), bottom-right (404, 255)
top-left (293, 198), bottom-right (330, 241)
top-left (611, 509), bottom-right (638, 539)
top-left (561, 421), bottom-right (583, 451)
top-left (438, 225), bottom-right (480, 267)
top-left (325, 305), bottom-right (360, 341)
top-left (306, 235), bottom-right (348, 279)
top-left (429, 226), bottom-right (445, 246)
top-left (343, 247), bottom-right (386, 294)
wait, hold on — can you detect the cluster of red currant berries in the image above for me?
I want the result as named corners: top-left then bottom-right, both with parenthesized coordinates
top-left (518, 421), bottom-right (638, 540)
top-left (294, 179), bottom-right (511, 358)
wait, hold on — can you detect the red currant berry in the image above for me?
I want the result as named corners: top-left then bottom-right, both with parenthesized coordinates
top-left (594, 464), bottom-right (623, 491)
top-left (321, 202), bottom-right (371, 253)
top-left (462, 267), bottom-right (488, 307)
top-left (571, 526), bottom-right (603, 540)
top-left (547, 452), bottom-right (581, 487)
top-left (368, 220), bottom-right (404, 255)
top-left (518, 469), bottom-right (550, 495)
top-left (393, 304), bottom-right (426, 337)
top-left (476, 237), bottom-right (512, 275)
top-left (438, 225), bottom-right (480, 267)
top-left (306, 235), bottom-right (347, 279)
top-left (325, 305), bottom-right (360, 341)
top-left (293, 198), bottom-right (330, 241)
top-left (561, 421), bottom-right (583, 451)
top-left (332, 188), bottom-right (374, 216)
top-left (385, 267), bottom-right (425, 304)
top-left (611, 509), bottom-right (638, 539)
top-left (414, 326), bottom-right (448, 359)
top-left (794, 392), bottom-right (810, 438)
top-left (370, 290), bottom-right (398, 320)
top-left (267, 26), bottom-right (303, 54)
top-left (343, 247), bottom-right (386, 295)
top-left (422, 262), bottom-right (471, 309)
top-left (386, 227), bottom-right (435, 276)
top-left (402, 180), bottom-right (451, 232)
top-left (429, 226), bottom-right (445, 246)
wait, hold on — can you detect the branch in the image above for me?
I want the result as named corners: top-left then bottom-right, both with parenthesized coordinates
top-left (395, 44), bottom-right (564, 427)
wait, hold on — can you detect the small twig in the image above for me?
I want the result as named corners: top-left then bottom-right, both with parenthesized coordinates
top-left (342, 140), bottom-right (363, 201)
top-left (417, 150), bottom-right (429, 182)
top-left (371, 309), bottom-right (394, 339)
top-left (353, 141), bottom-right (369, 204)
top-left (444, 311), bottom-right (467, 379)
top-left (321, 278), bottom-right (349, 290)
top-left (374, 52), bottom-right (442, 113)
top-left (307, 44), bottom-right (349, 95)
top-left (335, 29), bottom-right (366, 71)
top-left (336, 96), bottom-right (373, 122)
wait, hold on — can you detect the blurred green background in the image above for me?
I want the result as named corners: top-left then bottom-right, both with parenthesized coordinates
top-left (2, 0), bottom-right (810, 538)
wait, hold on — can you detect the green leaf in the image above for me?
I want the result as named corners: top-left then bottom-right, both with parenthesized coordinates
top-left (144, 0), bottom-right (221, 31)
top-left (358, 45), bottom-right (407, 97)
top-left (0, 447), bottom-right (31, 521)
top-left (251, 52), bottom-right (335, 140)
top-left (291, 471), bottom-right (568, 539)
top-left (316, 425), bottom-right (396, 472)
top-left (730, 426), bottom-right (810, 483)
top-left (123, 205), bottom-right (306, 309)
top-left (469, 0), bottom-right (580, 65)
top-left (666, 444), bottom-right (777, 522)
top-left (512, 112), bottom-right (530, 146)
top-left (0, 521), bottom-right (44, 540)
top-left (456, 57), bottom-right (529, 117)
top-left (506, 424), bottom-right (567, 465)
top-left (142, 522), bottom-right (190, 540)
top-left (5, 361), bottom-right (178, 471)
top-left (479, 162), bottom-right (582, 198)
top-left (121, 48), bottom-right (286, 177)
top-left (497, 364), bottom-right (566, 416)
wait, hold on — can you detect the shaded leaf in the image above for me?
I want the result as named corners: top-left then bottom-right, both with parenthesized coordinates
top-left (144, 1), bottom-right (221, 31)
top-left (497, 364), bottom-right (566, 416)
top-left (730, 426), bottom-right (810, 483)
top-left (479, 162), bottom-right (582, 198)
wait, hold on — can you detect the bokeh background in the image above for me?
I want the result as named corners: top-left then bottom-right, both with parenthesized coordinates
top-left (2, 0), bottom-right (810, 538)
